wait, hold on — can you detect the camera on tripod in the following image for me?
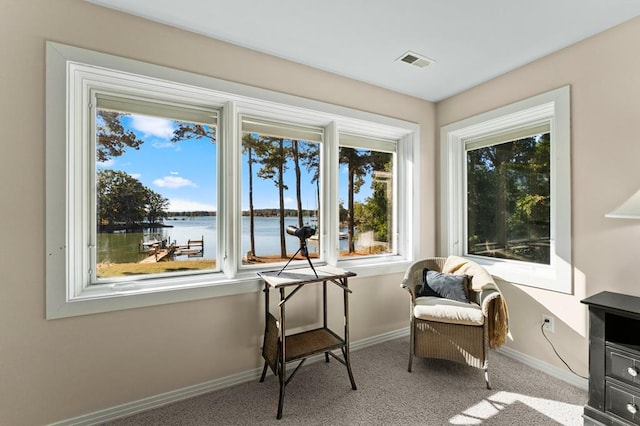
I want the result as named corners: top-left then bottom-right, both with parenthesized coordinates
top-left (278, 225), bottom-right (318, 277)
top-left (286, 225), bottom-right (316, 241)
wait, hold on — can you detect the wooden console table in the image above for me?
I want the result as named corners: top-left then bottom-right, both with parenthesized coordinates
top-left (258, 265), bottom-right (357, 419)
top-left (582, 291), bottom-right (640, 425)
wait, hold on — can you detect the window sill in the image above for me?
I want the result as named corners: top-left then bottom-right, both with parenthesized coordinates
top-left (464, 255), bottom-right (572, 294)
top-left (47, 257), bottom-right (412, 319)
top-left (47, 271), bottom-right (262, 319)
top-left (338, 255), bottom-right (412, 278)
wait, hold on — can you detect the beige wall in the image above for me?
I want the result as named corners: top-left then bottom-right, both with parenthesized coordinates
top-left (438, 16), bottom-right (640, 378)
top-left (0, 1), bottom-right (435, 424)
top-left (4, 0), bottom-right (637, 423)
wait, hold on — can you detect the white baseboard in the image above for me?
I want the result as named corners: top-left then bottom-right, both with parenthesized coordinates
top-left (49, 328), bottom-right (411, 426)
top-left (50, 367), bottom-right (264, 426)
top-left (50, 327), bottom-right (586, 425)
top-left (496, 345), bottom-right (588, 391)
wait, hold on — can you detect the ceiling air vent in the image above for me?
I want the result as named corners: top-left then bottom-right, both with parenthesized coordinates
top-left (396, 51), bottom-right (435, 68)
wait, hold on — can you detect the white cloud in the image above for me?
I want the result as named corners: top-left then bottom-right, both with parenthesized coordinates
top-left (284, 197), bottom-right (294, 207)
top-left (168, 199), bottom-right (216, 212)
top-left (170, 171), bottom-right (180, 175)
top-left (151, 141), bottom-right (181, 151)
top-left (97, 159), bottom-right (115, 168)
top-left (153, 176), bottom-right (197, 189)
top-left (130, 173), bottom-right (142, 180)
top-left (130, 115), bottom-right (174, 139)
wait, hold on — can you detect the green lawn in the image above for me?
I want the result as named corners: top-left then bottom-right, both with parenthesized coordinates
top-left (97, 259), bottom-right (216, 278)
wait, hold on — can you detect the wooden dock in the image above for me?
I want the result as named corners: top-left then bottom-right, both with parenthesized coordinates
top-left (139, 236), bottom-right (204, 263)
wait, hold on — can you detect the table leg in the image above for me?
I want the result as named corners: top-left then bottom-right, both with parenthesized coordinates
top-left (277, 287), bottom-right (286, 419)
top-left (323, 280), bottom-right (330, 363)
top-left (259, 362), bottom-right (268, 382)
top-left (343, 277), bottom-right (357, 390)
top-left (260, 281), bottom-right (270, 383)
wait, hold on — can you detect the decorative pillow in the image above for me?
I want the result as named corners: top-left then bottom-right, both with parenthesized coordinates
top-left (417, 269), bottom-right (471, 303)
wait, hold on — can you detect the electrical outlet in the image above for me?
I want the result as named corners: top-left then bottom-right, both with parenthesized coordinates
top-left (542, 314), bottom-right (555, 333)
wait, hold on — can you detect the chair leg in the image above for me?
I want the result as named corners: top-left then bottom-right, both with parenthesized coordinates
top-left (482, 323), bottom-right (490, 389)
top-left (408, 322), bottom-right (414, 372)
top-left (484, 364), bottom-right (491, 389)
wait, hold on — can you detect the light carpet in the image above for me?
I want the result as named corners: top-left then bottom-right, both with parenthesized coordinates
top-left (104, 337), bottom-right (587, 425)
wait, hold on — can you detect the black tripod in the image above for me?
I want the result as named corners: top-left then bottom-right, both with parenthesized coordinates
top-left (277, 238), bottom-right (318, 278)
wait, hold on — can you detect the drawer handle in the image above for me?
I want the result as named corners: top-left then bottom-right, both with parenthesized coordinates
top-left (627, 403), bottom-right (638, 414)
top-left (628, 367), bottom-right (638, 377)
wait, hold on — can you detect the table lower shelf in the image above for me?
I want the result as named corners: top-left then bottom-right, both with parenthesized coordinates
top-left (262, 313), bottom-right (345, 373)
top-left (284, 327), bottom-right (345, 362)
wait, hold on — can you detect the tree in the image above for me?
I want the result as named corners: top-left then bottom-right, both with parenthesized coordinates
top-left (97, 169), bottom-right (149, 230)
top-left (466, 133), bottom-right (550, 263)
top-left (242, 133), bottom-right (262, 256)
top-left (257, 137), bottom-right (289, 258)
top-left (170, 122), bottom-right (216, 144)
top-left (146, 190), bottom-right (170, 225)
top-left (292, 140), bottom-right (304, 227)
top-left (96, 110), bottom-right (144, 162)
top-left (368, 152), bottom-right (393, 243)
top-left (357, 179), bottom-right (390, 242)
top-left (339, 147), bottom-right (372, 252)
top-left (300, 142), bottom-right (320, 225)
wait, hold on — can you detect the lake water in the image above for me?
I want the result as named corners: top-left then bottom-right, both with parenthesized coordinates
top-left (97, 216), bottom-right (349, 263)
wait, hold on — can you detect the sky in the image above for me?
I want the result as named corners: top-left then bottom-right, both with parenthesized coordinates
top-left (97, 113), bottom-right (373, 212)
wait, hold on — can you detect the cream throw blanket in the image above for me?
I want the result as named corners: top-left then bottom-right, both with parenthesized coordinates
top-left (443, 256), bottom-right (509, 348)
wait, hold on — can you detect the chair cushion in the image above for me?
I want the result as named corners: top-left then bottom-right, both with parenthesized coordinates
top-left (414, 296), bottom-right (484, 326)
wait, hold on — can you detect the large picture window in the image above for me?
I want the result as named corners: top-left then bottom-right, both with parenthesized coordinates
top-left (440, 87), bottom-right (571, 293)
top-left (45, 42), bottom-right (419, 318)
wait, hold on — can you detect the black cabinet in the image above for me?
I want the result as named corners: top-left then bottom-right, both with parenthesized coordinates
top-left (582, 292), bottom-right (640, 425)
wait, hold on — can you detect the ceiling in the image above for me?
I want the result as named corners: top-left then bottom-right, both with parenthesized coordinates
top-left (86, 0), bottom-right (640, 102)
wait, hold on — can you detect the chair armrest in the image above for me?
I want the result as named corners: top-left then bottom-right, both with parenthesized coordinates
top-left (479, 287), bottom-right (509, 348)
top-left (479, 287), bottom-right (501, 317)
top-left (400, 276), bottom-right (417, 303)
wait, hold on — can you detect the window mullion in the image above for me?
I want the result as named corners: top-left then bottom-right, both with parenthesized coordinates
top-left (87, 91), bottom-right (98, 286)
top-left (324, 122), bottom-right (339, 265)
top-left (221, 101), bottom-right (237, 277)
top-left (441, 131), bottom-right (466, 256)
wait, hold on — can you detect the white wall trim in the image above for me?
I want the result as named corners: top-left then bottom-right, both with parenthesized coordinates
top-left (49, 328), bottom-right (410, 426)
top-left (439, 85), bottom-right (572, 293)
top-left (496, 345), bottom-right (588, 391)
top-left (49, 327), bottom-right (586, 425)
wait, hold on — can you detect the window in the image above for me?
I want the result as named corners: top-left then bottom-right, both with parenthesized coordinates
top-left (46, 42), bottom-right (419, 318)
top-left (338, 134), bottom-right (397, 259)
top-left (240, 117), bottom-right (323, 265)
top-left (440, 87), bottom-right (571, 293)
top-left (94, 95), bottom-right (219, 281)
top-left (466, 127), bottom-right (550, 265)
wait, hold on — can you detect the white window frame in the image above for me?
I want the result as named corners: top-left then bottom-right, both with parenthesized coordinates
top-left (337, 134), bottom-right (398, 261)
top-left (46, 42), bottom-right (420, 319)
top-left (440, 86), bottom-right (572, 293)
top-left (92, 94), bottom-right (222, 282)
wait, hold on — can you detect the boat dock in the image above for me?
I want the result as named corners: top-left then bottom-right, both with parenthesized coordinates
top-left (139, 236), bottom-right (204, 263)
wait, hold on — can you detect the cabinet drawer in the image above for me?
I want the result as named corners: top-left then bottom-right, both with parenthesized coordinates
top-left (607, 345), bottom-right (640, 387)
top-left (606, 381), bottom-right (640, 425)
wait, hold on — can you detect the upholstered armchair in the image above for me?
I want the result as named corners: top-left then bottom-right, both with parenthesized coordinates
top-left (401, 256), bottom-right (508, 389)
